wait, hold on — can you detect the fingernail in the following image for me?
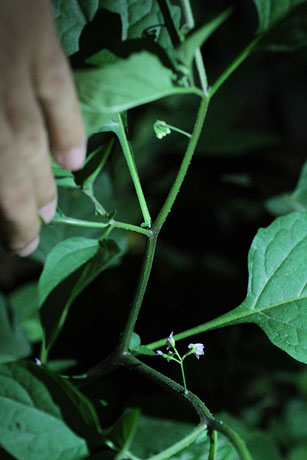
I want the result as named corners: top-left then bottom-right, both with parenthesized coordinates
top-left (38, 198), bottom-right (57, 224)
top-left (54, 144), bottom-right (86, 171)
top-left (15, 236), bottom-right (40, 257)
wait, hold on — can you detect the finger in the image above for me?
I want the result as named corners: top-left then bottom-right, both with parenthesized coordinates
top-left (0, 139), bottom-right (40, 254)
top-left (5, 81), bottom-right (58, 224)
top-left (33, 29), bottom-right (86, 171)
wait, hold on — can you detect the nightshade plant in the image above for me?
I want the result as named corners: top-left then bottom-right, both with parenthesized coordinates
top-left (0, 1), bottom-right (307, 460)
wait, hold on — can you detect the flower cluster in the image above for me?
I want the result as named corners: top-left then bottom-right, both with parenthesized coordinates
top-left (153, 120), bottom-right (171, 139)
top-left (156, 332), bottom-right (205, 394)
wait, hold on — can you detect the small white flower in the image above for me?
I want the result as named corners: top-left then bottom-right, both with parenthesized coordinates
top-left (188, 343), bottom-right (205, 359)
top-left (156, 350), bottom-right (163, 356)
top-left (34, 358), bottom-right (42, 366)
top-left (167, 331), bottom-right (175, 349)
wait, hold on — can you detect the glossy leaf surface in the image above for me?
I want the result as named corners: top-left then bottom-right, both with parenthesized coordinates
top-left (200, 212), bottom-right (307, 362)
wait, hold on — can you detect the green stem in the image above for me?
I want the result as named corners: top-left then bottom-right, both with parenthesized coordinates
top-left (118, 234), bottom-right (157, 353)
top-left (123, 354), bottom-right (252, 460)
top-left (164, 122), bottom-right (191, 138)
top-left (209, 38), bottom-right (259, 98)
top-left (208, 430), bottom-right (218, 460)
top-left (117, 113), bottom-right (151, 227)
top-left (148, 423), bottom-right (206, 460)
top-left (145, 308), bottom-right (241, 350)
top-left (52, 214), bottom-right (151, 237)
top-left (180, 0), bottom-right (208, 95)
top-left (154, 96), bottom-right (209, 232)
top-left (180, 360), bottom-right (188, 395)
top-left (39, 336), bottom-right (48, 365)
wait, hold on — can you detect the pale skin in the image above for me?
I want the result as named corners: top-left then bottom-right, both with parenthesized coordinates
top-left (0, 0), bottom-right (86, 256)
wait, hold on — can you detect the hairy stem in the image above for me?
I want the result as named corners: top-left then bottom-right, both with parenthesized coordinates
top-left (154, 95), bottom-right (209, 232)
top-left (145, 308), bottom-right (242, 350)
top-left (118, 234), bottom-right (157, 353)
top-left (123, 354), bottom-right (252, 460)
top-left (117, 113), bottom-right (151, 227)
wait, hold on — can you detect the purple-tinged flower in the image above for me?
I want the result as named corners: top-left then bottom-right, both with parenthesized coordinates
top-left (167, 331), bottom-right (175, 350)
top-left (34, 358), bottom-right (42, 366)
top-left (156, 350), bottom-right (163, 356)
top-left (188, 343), bottom-right (205, 359)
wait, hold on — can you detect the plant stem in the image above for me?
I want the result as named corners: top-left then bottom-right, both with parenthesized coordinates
top-left (118, 234), bottom-right (157, 353)
top-left (145, 308), bottom-right (242, 350)
top-left (180, 0), bottom-right (208, 95)
top-left (52, 214), bottom-right (152, 237)
top-left (179, 360), bottom-right (188, 395)
top-left (123, 354), bottom-right (252, 460)
top-left (148, 423), bottom-right (206, 460)
top-left (39, 336), bottom-right (48, 365)
top-left (209, 38), bottom-right (259, 98)
top-left (117, 113), bottom-right (151, 227)
top-left (208, 430), bottom-right (218, 460)
top-left (154, 95), bottom-right (209, 232)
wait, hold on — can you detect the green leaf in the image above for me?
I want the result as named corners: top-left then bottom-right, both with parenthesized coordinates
top-left (0, 294), bottom-right (31, 363)
top-left (99, 0), bottom-right (181, 60)
top-left (32, 174), bottom-right (127, 263)
top-left (200, 212), bottom-right (307, 363)
top-left (74, 51), bottom-right (203, 135)
top-left (129, 332), bottom-right (141, 351)
top-left (52, 0), bottom-right (99, 56)
top-left (105, 409), bottom-right (140, 454)
top-left (135, 345), bottom-right (156, 356)
top-left (39, 237), bottom-right (120, 348)
top-left (176, 9), bottom-right (232, 69)
top-left (38, 237), bottom-right (99, 306)
top-left (9, 282), bottom-right (43, 344)
top-left (253, 0), bottom-right (305, 33)
top-left (29, 363), bottom-right (104, 447)
top-left (254, 0), bottom-right (307, 51)
top-left (266, 161), bottom-right (307, 216)
top-left (75, 142), bottom-right (113, 193)
top-left (0, 361), bottom-right (89, 460)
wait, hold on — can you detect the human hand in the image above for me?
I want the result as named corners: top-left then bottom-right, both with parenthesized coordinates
top-left (0, 0), bottom-right (86, 256)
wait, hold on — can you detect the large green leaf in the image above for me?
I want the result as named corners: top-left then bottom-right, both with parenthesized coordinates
top-left (99, 0), bottom-right (181, 60)
top-left (39, 237), bottom-right (121, 348)
top-left (29, 363), bottom-right (104, 448)
top-left (0, 362), bottom-right (89, 460)
top-left (0, 294), bottom-right (31, 363)
top-left (52, 0), bottom-right (99, 56)
top-left (196, 212), bottom-right (307, 363)
top-left (253, 0), bottom-right (305, 32)
top-left (75, 51), bottom-right (203, 135)
top-left (253, 0), bottom-right (307, 50)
